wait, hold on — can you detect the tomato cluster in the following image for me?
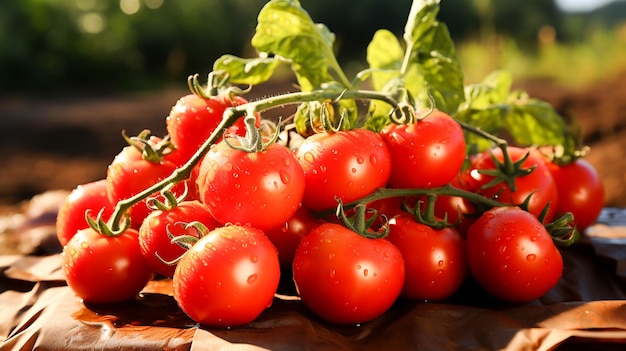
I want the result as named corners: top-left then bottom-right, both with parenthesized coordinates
top-left (55, 84), bottom-right (604, 328)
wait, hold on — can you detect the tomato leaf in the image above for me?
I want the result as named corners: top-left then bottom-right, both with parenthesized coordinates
top-left (213, 55), bottom-right (283, 86)
top-left (455, 70), bottom-right (573, 152)
top-left (250, 0), bottom-right (350, 91)
top-left (367, 0), bottom-right (464, 115)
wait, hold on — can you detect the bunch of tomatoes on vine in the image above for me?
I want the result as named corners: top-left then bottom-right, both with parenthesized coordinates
top-left (55, 0), bottom-right (605, 328)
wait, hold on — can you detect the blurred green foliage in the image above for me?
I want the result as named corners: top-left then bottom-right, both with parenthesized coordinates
top-left (0, 0), bottom-right (622, 93)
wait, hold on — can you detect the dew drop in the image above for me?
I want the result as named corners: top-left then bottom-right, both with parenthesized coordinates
top-left (363, 269), bottom-right (369, 277)
top-left (437, 260), bottom-right (444, 267)
top-left (250, 255), bottom-right (258, 263)
top-left (279, 170), bottom-right (291, 185)
top-left (247, 274), bottom-right (258, 284)
top-left (526, 254), bottom-right (537, 262)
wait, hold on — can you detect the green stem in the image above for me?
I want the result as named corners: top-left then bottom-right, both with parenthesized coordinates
top-left (106, 88), bottom-right (400, 233)
top-left (343, 184), bottom-right (506, 211)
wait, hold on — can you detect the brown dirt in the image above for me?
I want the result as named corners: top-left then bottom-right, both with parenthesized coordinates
top-left (0, 74), bottom-right (624, 209)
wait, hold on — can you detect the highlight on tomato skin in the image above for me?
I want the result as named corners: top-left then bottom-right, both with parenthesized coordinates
top-left (62, 227), bottom-right (154, 304)
top-left (465, 206), bottom-right (563, 303)
top-left (387, 214), bottom-right (468, 301)
top-left (464, 146), bottom-right (560, 223)
top-left (295, 129), bottom-right (392, 212)
top-left (292, 222), bottom-right (405, 325)
top-left (172, 225), bottom-right (281, 328)
top-left (545, 158), bottom-right (605, 231)
top-left (380, 109), bottom-right (467, 189)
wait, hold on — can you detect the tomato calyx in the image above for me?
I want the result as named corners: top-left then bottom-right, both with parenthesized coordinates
top-left (146, 188), bottom-right (187, 212)
top-left (188, 70), bottom-right (252, 101)
top-left (335, 198), bottom-right (389, 239)
top-left (122, 129), bottom-right (175, 164)
top-left (155, 220), bottom-right (208, 266)
top-left (403, 194), bottom-right (458, 231)
top-left (545, 212), bottom-right (577, 247)
top-left (85, 207), bottom-right (131, 237)
top-left (223, 115), bottom-right (280, 153)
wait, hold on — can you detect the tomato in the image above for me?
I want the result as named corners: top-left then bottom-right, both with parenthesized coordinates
top-left (292, 223), bottom-right (404, 324)
top-left (264, 207), bottom-right (322, 269)
top-left (380, 109), bottom-right (466, 188)
top-left (465, 146), bottom-right (559, 222)
top-left (106, 137), bottom-right (188, 228)
top-left (465, 206), bottom-right (563, 303)
top-left (56, 179), bottom-right (114, 246)
top-left (295, 129), bottom-right (391, 211)
top-left (166, 93), bottom-right (255, 163)
top-left (546, 158), bottom-right (604, 230)
top-left (387, 214), bottom-right (467, 301)
top-left (138, 200), bottom-right (220, 278)
top-left (196, 140), bottom-right (305, 231)
top-left (62, 227), bottom-right (153, 303)
top-left (173, 225), bottom-right (280, 327)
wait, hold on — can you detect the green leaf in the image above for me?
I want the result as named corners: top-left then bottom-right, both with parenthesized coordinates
top-left (366, 29), bottom-right (404, 119)
top-left (365, 0), bottom-right (464, 115)
top-left (455, 70), bottom-right (572, 153)
top-left (366, 29), bottom-right (404, 92)
top-left (251, 0), bottom-right (350, 91)
top-left (213, 55), bottom-right (283, 86)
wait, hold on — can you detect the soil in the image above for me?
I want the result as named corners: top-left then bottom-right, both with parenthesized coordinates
top-left (1, 74), bottom-right (625, 209)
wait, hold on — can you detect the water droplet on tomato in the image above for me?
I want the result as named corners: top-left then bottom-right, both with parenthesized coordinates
top-left (329, 269), bottom-right (336, 278)
top-left (356, 156), bottom-right (364, 164)
top-left (526, 254), bottom-right (537, 262)
top-left (370, 155), bottom-right (378, 165)
top-left (437, 260), bottom-right (444, 267)
top-left (363, 269), bottom-right (369, 277)
top-left (351, 167), bottom-right (357, 174)
top-left (247, 274), bottom-right (258, 284)
top-left (498, 245), bottom-right (507, 255)
top-left (303, 152), bottom-right (315, 163)
top-left (500, 264), bottom-right (508, 271)
top-left (279, 170), bottom-right (291, 185)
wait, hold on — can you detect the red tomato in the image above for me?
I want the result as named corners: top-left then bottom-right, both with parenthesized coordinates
top-left (138, 200), bottom-right (220, 278)
top-left (106, 137), bottom-right (187, 228)
top-left (546, 158), bottom-right (604, 230)
top-left (466, 206), bottom-right (563, 303)
top-left (387, 214), bottom-right (467, 301)
top-left (292, 223), bottom-right (405, 324)
top-left (380, 109), bottom-right (466, 188)
top-left (264, 207), bottom-right (322, 269)
top-left (173, 225), bottom-right (280, 327)
top-left (196, 141), bottom-right (305, 231)
top-left (295, 129), bottom-right (391, 211)
top-left (166, 94), bottom-right (255, 162)
top-left (62, 227), bottom-right (153, 303)
top-left (56, 179), bottom-right (114, 246)
top-left (465, 146), bottom-right (559, 222)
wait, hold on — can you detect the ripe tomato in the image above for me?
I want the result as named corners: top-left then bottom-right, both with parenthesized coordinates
top-left (546, 158), bottom-right (604, 230)
top-left (387, 214), bottom-right (467, 301)
top-left (264, 206), bottom-right (322, 269)
top-left (106, 137), bottom-right (187, 228)
top-left (56, 179), bottom-right (114, 246)
top-left (173, 225), bottom-right (280, 327)
top-left (62, 227), bottom-right (153, 303)
top-left (380, 109), bottom-right (466, 188)
top-left (295, 129), bottom-right (391, 211)
top-left (166, 94), bottom-right (255, 162)
top-left (292, 223), bottom-right (405, 324)
top-left (138, 200), bottom-right (220, 278)
top-left (196, 141), bottom-right (305, 231)
top-left (466, 206), bottom-right (563, 303)
top-left (465, 146), bottom-right (559, 222)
